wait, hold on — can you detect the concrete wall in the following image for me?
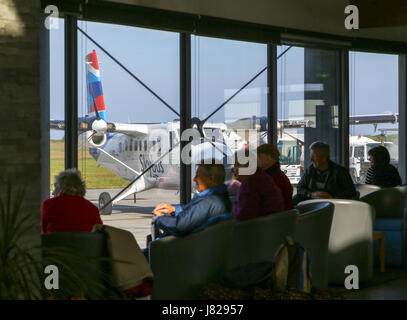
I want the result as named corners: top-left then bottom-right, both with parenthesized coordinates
top-left (110, 0), bottom-right (407, 43)
top-left (0, 0), bottom-right (42, 228)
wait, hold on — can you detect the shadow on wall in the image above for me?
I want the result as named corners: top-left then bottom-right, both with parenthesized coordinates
top-left (0, 0), bottom-right (42, 214)
top-left (0, 0), bottom-right (43, 299)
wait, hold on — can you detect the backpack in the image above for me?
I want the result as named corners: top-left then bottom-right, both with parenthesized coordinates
top-left (272, 236), bottom-right (312, 293)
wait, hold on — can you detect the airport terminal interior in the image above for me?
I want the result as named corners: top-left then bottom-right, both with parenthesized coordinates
top-left (3, 0), bottom-right (407, 300)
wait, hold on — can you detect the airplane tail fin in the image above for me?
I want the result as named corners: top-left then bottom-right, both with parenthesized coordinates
top-left (86, 50), bottom-right (107, 122)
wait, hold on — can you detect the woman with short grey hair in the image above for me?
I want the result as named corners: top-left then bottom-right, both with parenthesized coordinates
top-left (42, 169), bottom-right (103, 233)
top-left (53, 169), bottom-right (86, 197)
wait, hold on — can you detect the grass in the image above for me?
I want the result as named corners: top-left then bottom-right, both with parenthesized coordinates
top-left (50, 139), bottom-right (128, 189)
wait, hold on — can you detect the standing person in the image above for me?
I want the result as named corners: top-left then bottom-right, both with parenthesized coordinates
top-left (365, 145), bottom-right (402, 187)
top-left (294, 141), bottom-right (357, 205)
top-left (257, 144), bottom-right (294, 210)
top-left (233, 149), bottom-right (284, 221)
top-left (41, 169), bottom-right (103, 233)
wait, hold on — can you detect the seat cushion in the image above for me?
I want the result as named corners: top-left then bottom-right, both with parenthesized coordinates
top-left (374, 218), bottom-right (404, 232)
top-left (193, 213), bottom-right (232, 233)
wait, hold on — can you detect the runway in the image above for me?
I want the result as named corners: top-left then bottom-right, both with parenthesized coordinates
top-left (85, 188), bottom-right (180, 248)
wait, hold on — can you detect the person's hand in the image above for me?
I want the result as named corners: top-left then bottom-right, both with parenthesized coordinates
top-left (152, 210), bottom-right (165, 221)
top-left (311, 191), bottom-right (332, 199)
top-left (153, 202), bottom-right (175, 214)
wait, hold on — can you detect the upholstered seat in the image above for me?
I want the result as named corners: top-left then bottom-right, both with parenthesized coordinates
top-left (227, 209), bottom-right (298, 270)
top-left (360, 187), bottom-right (407, 267)
top-left (294, 201), bottom-right (334, 288)
top-left (41, 231), bottom-right (111, 298)
top-left (149, 218), bottom-right (236, 300)
top-left (356, 184), bottom-right (381, 198)
top-left (299, 199), bottom-right (374, 284)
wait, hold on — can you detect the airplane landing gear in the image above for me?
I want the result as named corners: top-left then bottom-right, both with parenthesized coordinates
top-left (99, 192), bottom-right (112, 215)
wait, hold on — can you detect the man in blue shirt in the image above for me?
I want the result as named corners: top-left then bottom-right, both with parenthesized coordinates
top-left (152, 163), bottom-right (232, 237)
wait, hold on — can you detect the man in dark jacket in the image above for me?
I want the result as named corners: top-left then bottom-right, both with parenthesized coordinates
top-left (293, 141), bottom-right (357, 205)
top-left (152, 162), bottom-right (232, 236)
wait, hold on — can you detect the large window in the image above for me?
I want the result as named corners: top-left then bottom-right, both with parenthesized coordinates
top-left (76, 21), bottom-right (180, 247)
top-left (277, 45), bottom-right (341, 184)
top-left (349, 51), bottom-right (399, 183)
top-left (191, 36), bottom-right (267, 181)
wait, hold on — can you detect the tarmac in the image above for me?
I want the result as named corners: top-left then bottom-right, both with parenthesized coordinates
top-left (85, 188), bottom-right (181, 248)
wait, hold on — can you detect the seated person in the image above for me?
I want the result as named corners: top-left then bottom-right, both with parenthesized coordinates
top-left (293, 141), bottom-right (357, 205)
top-left (233, 149), bottom-right (284, 221)
top-left (41, 169), bottom-right (103, 233)
top-left (365, 145), bottom-right (402, 187)
top-left (257, 144), bottom-right (294, 210)
top-left (151, 162), bottom-right (232, 237)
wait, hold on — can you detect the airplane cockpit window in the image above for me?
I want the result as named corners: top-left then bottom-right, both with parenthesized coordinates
top-left (134, 140), bottom-right (138, 151)
top-left (125, 140), bottom-right (128, 152)
top-left (129, 139), bottom-right (133, 152)
top-left (119, 142), bottom-right (122, 153)
top-left (144, 140), bottom-right (147, 151)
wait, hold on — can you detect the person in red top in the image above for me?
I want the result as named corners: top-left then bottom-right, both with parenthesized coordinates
top-left (41, 169), bottom-right (103, 233)
top-left (257, 144), bottom-right (294, 210)
top-left (232, 149), bottom-right (284, 221)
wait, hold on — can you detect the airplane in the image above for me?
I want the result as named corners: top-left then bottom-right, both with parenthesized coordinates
top-left (51, 50), bottom-right (400, 214)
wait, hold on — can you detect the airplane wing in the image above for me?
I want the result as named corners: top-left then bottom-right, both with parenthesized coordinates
top-left (349, 113), bottom-right (398, 125)
top-left (107, 122), bottom-right (149, 137)
top-left (50, 119), bottom-right (149, 137)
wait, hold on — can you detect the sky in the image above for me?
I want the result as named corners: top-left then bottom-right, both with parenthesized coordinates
top-left (49, 19), bottom-right (399, 140)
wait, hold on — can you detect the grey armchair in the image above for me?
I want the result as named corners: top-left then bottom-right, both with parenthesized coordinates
top-left (360, 187), bottom-right (407, 267)
top-left (299, 199), bottom-right (375, 284)
top-left (356, 184), bottom-right (381, 198)
top-left (227, 209), bottom-right (298, 270)
top-left (294, 201), bottom-right (334, 289)
top-left (149, 218), bottom-right (236, 300)
top-left (41, 231), bottom-right (111, 298)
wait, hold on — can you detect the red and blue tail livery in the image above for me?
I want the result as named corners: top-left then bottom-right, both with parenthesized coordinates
top-left (86, 50), bottom-right (107, 122)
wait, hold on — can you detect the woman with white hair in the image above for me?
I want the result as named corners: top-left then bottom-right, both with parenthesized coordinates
top-left (41, 169), bottom-right (103, 233)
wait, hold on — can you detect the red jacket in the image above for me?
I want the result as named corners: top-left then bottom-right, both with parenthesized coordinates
top-left (265, 163), bottom-right (294, 210)
top-left (41, 193), bottom-right (103, 233)
top-left (233, 168), bottom-right (284, 221)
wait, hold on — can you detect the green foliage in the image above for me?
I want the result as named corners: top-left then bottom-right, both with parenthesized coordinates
top-left (0, 178), bottom-right (42, 299)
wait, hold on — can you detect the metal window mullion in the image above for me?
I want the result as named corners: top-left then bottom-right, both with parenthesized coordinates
top-left (267, 44), bottom-right (278, 146)
top-left (180, 33), bottom-right (191, 204)
top-left (399, 55), bottom-right (407, 183)
top-left (340, 48), bottom-right (350, 169)
top-left (64, 15), bottom-right (78, 169)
